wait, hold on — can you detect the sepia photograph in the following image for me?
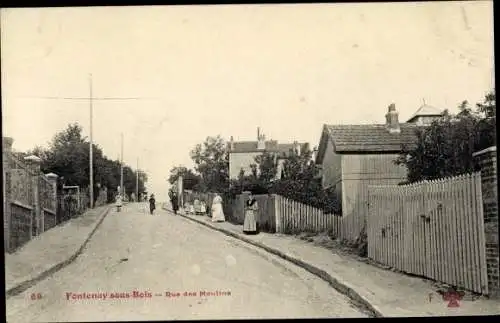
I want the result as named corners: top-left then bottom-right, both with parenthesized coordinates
top-left (2, 1), bottom-right (498, 321)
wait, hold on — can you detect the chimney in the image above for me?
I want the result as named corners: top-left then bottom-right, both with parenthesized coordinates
top-left (257, 127), bottom-right (260, 140)
top-left (385, 103), bottom-right (401, 133)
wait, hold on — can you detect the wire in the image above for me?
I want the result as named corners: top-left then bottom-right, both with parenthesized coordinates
top-left (16, 96), bottom-right (156, 100)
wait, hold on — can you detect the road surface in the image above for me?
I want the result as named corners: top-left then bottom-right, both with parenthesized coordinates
top-left (6, 203), bottom-right (368, 321)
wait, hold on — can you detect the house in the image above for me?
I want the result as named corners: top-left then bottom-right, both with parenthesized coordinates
top-left (315, 103), bottom-right (443, 240)
top-left (406, 103), bottom-right (444, 126)
top-left (228, 128), bottom-right (310, 180)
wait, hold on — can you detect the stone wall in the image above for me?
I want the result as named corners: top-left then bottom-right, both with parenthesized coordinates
top-left (473, 146), bottom-right (499, 297)
top-left (3, 137), bottom-right (59, 253)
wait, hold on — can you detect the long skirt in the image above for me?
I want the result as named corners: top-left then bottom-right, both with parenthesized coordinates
top-left (243, 210), bottom-right (257, 234)
top-left (211, 203), bottom-right (225, 222)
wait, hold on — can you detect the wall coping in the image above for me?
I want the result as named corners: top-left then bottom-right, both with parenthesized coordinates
top-left (472, 146), bottom-right (497, 157)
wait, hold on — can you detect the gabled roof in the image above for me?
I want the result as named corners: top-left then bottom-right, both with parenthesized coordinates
top-left (407, 104), bottom-right (443, 122)
top-left (316, 123), bottom-right (419, 163)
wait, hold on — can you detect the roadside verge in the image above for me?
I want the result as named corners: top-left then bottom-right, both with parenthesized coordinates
top-left (5, 205), bottom-right (112, 298)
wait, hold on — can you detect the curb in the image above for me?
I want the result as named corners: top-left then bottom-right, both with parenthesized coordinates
top-left (177, 211), bottom-right (384, 318)
top-left (6, 206), bottom-right (112, 299)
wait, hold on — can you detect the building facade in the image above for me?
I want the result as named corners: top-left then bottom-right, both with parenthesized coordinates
top-left (228, 128), bottom-right (310, 180)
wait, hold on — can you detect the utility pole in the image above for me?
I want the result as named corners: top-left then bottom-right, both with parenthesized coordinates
top-left (120, 133), bottom-right (124, 197)
top-left (136, 158), bottom-right (139, 202)
top-left (89, 74), bottom-right (94, 209)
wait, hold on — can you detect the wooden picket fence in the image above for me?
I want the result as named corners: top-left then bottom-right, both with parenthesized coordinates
top-left (367, 172), bottom-right (488, 295)
top-left (275, 195), bottom-right (339, 234)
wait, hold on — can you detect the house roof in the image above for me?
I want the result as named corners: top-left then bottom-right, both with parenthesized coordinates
top-left (229, 141), bottom-right (309, 154)
top-left (316, 123), bottom-right (420, 163)
top-left (407, 104), bottom-right (443, 122)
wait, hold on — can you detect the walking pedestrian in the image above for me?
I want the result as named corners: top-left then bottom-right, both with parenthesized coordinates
top-left (211, 193), bottom-right (225, 222)
top-left (115, 193), bottom-right (123, 213)
top-left (172, 194), bottom-right (179, 214)
top-left (243, 192), bottom-right (258, 234)
top-left (149, 194), bottom-right (156, 215)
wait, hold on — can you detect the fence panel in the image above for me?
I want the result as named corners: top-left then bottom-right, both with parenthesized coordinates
top-left (368, 173), bottom-right (488, 295)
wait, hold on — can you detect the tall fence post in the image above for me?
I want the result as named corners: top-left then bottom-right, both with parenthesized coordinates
top-left (24, 155), bottom-right (42, 236)
top-left (45, 172), bottom-right (58, 225)
top-left (274, 194), bottom-right (281, 233)
top-left (473, 146), bottom-right (499, 298)
top-left (3, 137), bottom-right (14, 252)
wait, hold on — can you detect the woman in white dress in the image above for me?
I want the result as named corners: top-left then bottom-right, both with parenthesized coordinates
top-left (115, 193), bottom-right (123, 212)
top-left (243, 192), bottom-right (258, 234)
top-left (211, 194), bottom-right (225, 222)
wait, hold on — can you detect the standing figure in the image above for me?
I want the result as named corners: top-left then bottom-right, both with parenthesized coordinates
top-left (243, 192), bottom-right (258, 234)
top-left (211, 194), bottom-right (225, 222)
top-left (171, 193), bottom-right (179, 214)
top-left (194, 198), bottom-right (201, 215)
top-left (149, 194), bottom-right (156, 215)
top-left (115, 193), bottom-right (123, 213)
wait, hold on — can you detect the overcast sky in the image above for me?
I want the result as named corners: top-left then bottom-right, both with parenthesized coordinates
top-left (1, 2), bottom-right (494, 201)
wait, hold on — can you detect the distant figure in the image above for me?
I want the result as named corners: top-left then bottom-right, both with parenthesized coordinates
top-left (149, 194), bottom-right (156, 215)
top-left (194, 198), bottom-right (201, 215)
top-left (243, 192), bottom-right (258, 234)
top-left (115, 193), bottom-right (123, 213)
top-left (200, 200), bottom-right (207, 215)
top-left (211, 194), bottom-right (225, 222)
top-left (171, 193), bottom-right (179, 214)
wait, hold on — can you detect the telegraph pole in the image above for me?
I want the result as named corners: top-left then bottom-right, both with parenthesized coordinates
top-left (136, 158), bottom-right (139, 202)
top-left (120, 133), bottom-right (124, 197)
top-left (89, 74), bottom-right (94, 209)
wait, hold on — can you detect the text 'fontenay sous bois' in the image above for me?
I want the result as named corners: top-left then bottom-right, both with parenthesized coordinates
top-left (65, 290), bottom-right (231, 300)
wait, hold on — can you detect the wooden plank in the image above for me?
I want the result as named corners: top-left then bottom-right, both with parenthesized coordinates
top-left (463, 174), bottom-right (475, 292)
top-left (410, 184), bottom-right (418, 275)
top-left (367, 188), bottom-right (373, 260)
top-left (443, 179), bottom-right (458, 285)
top-left (474, 172), bottom-right (488, 295)
top-left (419, 182), bottom-right (427, 277)
top-left (372, 189), bottom-right (378, 262)
top-left (387, 187), bottom-right (392, 268)
top-left (456, 175), bottom-right (467, 289)
top-left (400, 186), bottom-right (406, 272)
top-left (470, 173), bottom-right (482, 293)
top-left (368, 188), bottom-right (373, 260)
top-left (424, 180), bottom-right (433, 279)
top-left (468, 175), bottom-right (479, 292)
top-left (408, 184), bottom-right (415, 274)
top-left (385, 188), bottom-right (390, 267)
top-left (396, 186), bottom-right (403, 271)
top-left (435, 179), bottom-right (444, 283)
top-left (384, 188), bottom-right (389, 267)
top-left (449, 176), bottom-right (460, 287)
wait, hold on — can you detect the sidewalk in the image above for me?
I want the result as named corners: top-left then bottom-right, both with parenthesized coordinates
top-left (5, 204), bottom-right (112, 297)
top-left (176, 210), bottom-right (500, 317)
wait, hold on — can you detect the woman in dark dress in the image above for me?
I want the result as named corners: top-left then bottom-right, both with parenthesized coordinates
top-left (243, 192), bottom-right (258, 234)
top-left (172, 193), bottom-right (179, 214)
top-left (149, 194), bottom-right (156, 215)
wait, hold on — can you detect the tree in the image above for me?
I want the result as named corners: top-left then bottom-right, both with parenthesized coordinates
top-left (168, 166), bottom-right (201, 191)
top-left (189, 135), bottom-right (229, 193)
top-left (254, 151), bottom-right (278, 182)
top-left (24, 123), bottom-right (148, 203)
top-left (43, 123), bottom-right (90, 187)
top-left (230, 146), bottom-right (341, 213)
top-left (395, 91), bottom-right (496, 183)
